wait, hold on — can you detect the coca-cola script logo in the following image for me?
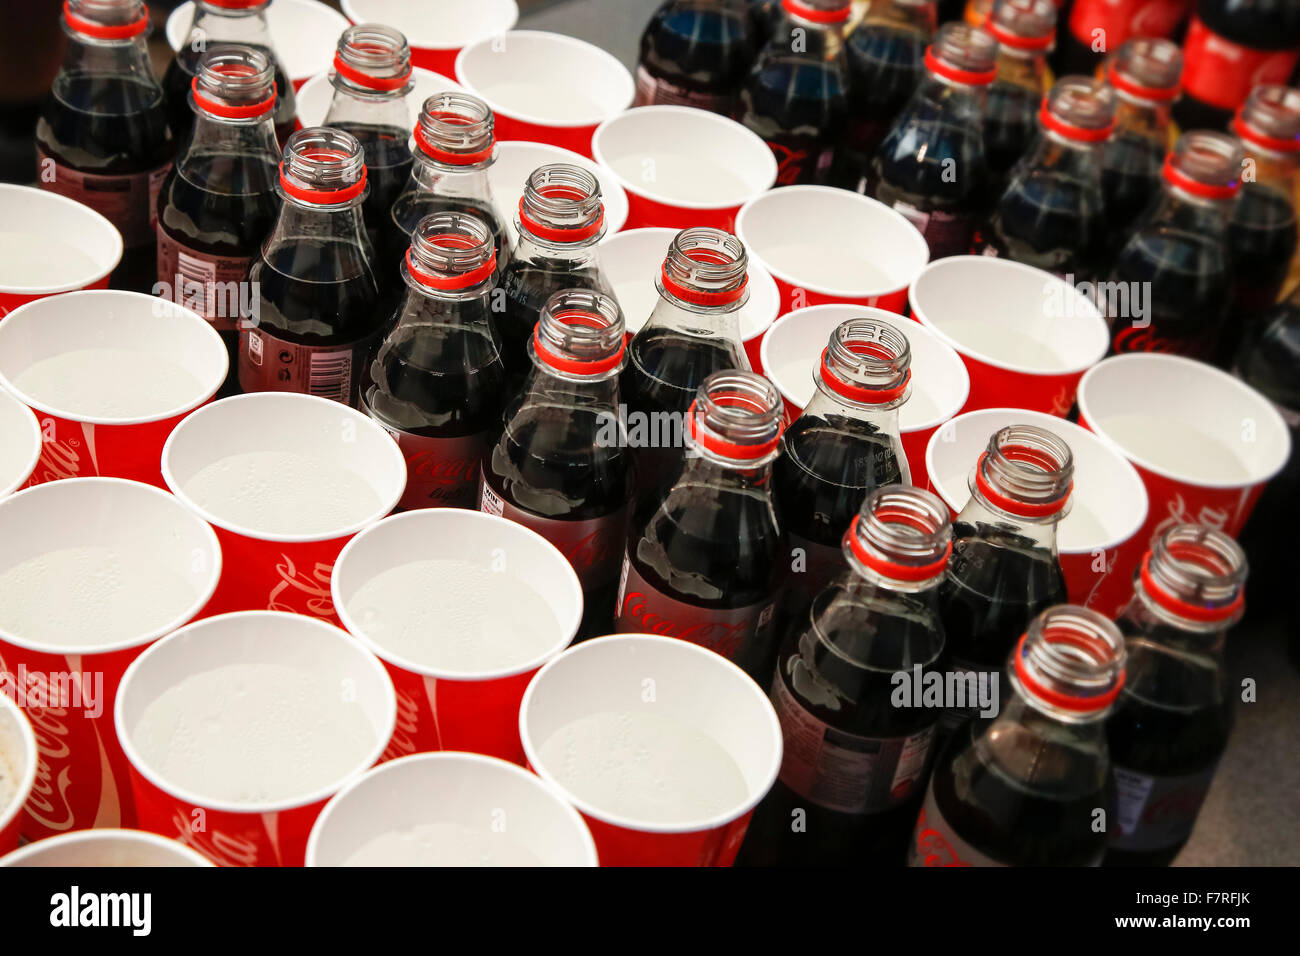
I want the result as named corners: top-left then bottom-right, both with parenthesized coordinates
top-left (565, 526), bottom-right (621, 576)
top-left (169, 807), bottom-right (263, 867)
top-left (1152, 494), bottom-right (1231, 543)
top-left (619, 590), bottom-right (750, 660)
top-left (407, 452), bottom-right (480, 488)
top-left (267, 555), bottom-right (335, 619)
top-left (1112, 324), bottom-right (1210, 359)
top-left (5, 651), bottom-right (78, 833)
top-left (912, 805), bottom-right (971, 867)
top-left (30, 433), bottom-right (85, 486)
top-left (770, 143), bottom-right (809, 187)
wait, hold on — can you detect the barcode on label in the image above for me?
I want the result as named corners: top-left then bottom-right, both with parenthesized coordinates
top-left (308, 349), bottom-right (352, 403)
top-left (177, 249), bottom-right (218, 315)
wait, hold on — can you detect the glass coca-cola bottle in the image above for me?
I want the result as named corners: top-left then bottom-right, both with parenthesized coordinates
top-left (621, 227), bottom-right (752, 507)
top-left (939, 424), bottom-right (1071, 729)
top-left (973, 75), bottom-right (1116, 281)
top-left (774, 318), bottom-right (912, 644)
top-left (164, 0), bottom-right (297, 147)
top-left (238, 127), bottom-right (382, 406)
top-left (1106, 523), bottom-right (1245, 867)
top-left (981, 0), bottom-right (1057, 193)
top-left (497, 164), bottom-right (613, 389)
top-left (739, 485), bottom-right (951, 866)
top-left (1100, 38), bottom-right (1183, 258)
top-left (735, 0), bottom-right (852, 185)
top-left (156, 45), bottom-right (281, 397)
top-left (617, 370), bottom-right (786, 682)
top-left (1106, 130), bottom-right (1242, 359)
top-left (635, 0), bottom-right (757, 115)
top-left (365, 211), bottom-right (507, 511)
top-left (481, 290), bottom-right (634, 639)
top-left (910, 604), bottom-right (1126, 866)
top-left (869, 22), bottom-right (998, 259)
top-left (834, 0), bottom-right (937, 193)
top-left (37, 0), bottom-right (173, 293)
top-left (1053, 0), bottom-right (1191, 80)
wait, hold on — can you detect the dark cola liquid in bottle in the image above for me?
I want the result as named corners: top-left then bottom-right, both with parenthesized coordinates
top-left (773, 319), bottom-right (912, 648)
top-left (911, 605), bottom-right (1126, 866)
top-left (1053, 0), bottom-right (1191, 79)
top-left (497, 164), bottom-right (613, 390)
top-left (739, 486), bottom-right (952, 866)
top-left (481, 291), bottom-right (634, 639)
top-left (870, 22), bottom-right (997, 259)
top-left (980, 0), bottom-right (1057, 194)
top-left (735, 0), bottom-right (852, 185)
top-left (938, 424), bottom-right (1071, 730)
top-left (1100, 38), bottom-right (1183, 258)
top-left (749, 0), bottom-right (781, 44)
top-left (974, 75), bottom-right (1116, 281)
top-left (238, 127), bottom-right (382, 406)
top-left (37, 0), bottom-right (173, 293)
top-left (635, 0), bottom-right (756, 115)
top-left (323, 23), bottom-right (415, 282)
top-left (165, 0), bottom-right (296, 148)
top-left (1107, 130), bottom-right (1242, 360)
top-left (156, 45), bottom-right (281, 398)
top-left (621, 227), bottom-right (752, 508)
top-left (834, 0), bottom-right (937, 193)
top-left (1106, 523), bottom-right (1244, 866)
top-left (617, 370), bottom-right (787, 683)
top-left (1175, 0), bottom-right (1300, 133)
top-left (366, 211), bottom-right (507, 511)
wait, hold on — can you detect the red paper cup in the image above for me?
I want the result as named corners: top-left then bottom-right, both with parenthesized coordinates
top-left (491, 140), bottom-right (630, 246)
top-left (762, 304), bottom-right (970, 476)
top-left (333, 510), bottom-right (582, 765)
top-left (602, 228), bottom-right (780, 372)
top-left (167, 0), bottom-right (349, 90)
top-left (305, 751), bottom-right (597, 866)
top-left (1077, 354), bottom-right (1293, 549)
top-left (115, 611), bottom-right (397, 867)
top-left (0, 828), bottom-right (213, 866)
top-left (910, 256), bottom-right (1109, 416)
top-left (520, 634), bottom-right (782, 867)
top-left (0, 291), bottom-right (228, 488)
top-left (0, 478), bottom-right (221, 841)
top-left (591, 106), bottom-right (777, 232)
top-left (295, 66), bottom-right (462, 128)
top-left (926, 408), bottom-right (1150, 618)
top-left (341, 0), bottom-right (519, 78)
top-left (734, 185), bottom-right (929, 314)
top-left (0, 185), bottom-right (121, 318)
top-left (0, 387), bottom-right (41, 499)
top-left (456, 31), bottom-right (635, 158)
top-left (162, 393), bottom-right (406, 623)
top-left (0, 692), bottom-right (37, 855)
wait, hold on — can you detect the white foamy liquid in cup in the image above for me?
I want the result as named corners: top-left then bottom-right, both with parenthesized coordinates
top-left (1096, 413), bottom-right (1253, 483)
top-left (538, 710), bottom-right (748, 825)
top-left (0, 232), bottom-right (101, 287)
top-left (342, 821), bottom-right (544, 867)
top-left (478, 81), bottom-right (605, 122)
top-left (769, 356), bottom-right (943, 427)
top-left (182, 450), bottom-right (382, 537)
top-left (761, 243), bottom-right (894, 290)
top-left (608, 153), bottom-right (753, 204)
top-left (0, 545), bottom-right (198, 647)
top-left (0, 746), bottom-right (17, 815)
top-left (1060, 500), bottom-right (1110, 551)
top-left (131, 661), bottom-right (375, 805)
top-left (936, 319), bottom-right (1068, 370)
top-left (13, 349), bottom-right (205, 419)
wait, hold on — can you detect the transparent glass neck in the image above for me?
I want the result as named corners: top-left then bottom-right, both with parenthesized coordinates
top-left (324, 23), bottom-right (413, 132)
top-left (266, 128), bottom-right (373, 264)
top-left (863, 0), bottom-right (936, 33)
top-left (182, 46), bottom-right (279, 164)
top-left (61, 1), bottom-right (158, 85)
top-left (400, 210), bottom-right (497, 302)
top-left (187, 1), bottom-right (274, 49)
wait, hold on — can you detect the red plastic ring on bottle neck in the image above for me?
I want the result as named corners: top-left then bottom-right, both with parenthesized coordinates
top-left (1138, 553), bottom-right (1244, 623)
top-left (404, 244), bottom-right (497, 292)
top-left (1107, 63), bottom-right (1180, 103)
top-left (845, 514), bottom-right (951, 582)
top-left (1039, 103), bottom-right (1115, 143)
top-left (532, 309), bottom-right (625, 376)
top-left (332, 52), bottom-right (413, 93)
top-left (1161, 154), bottom-right (1240, 200)
top-left (279, 152), bottom-right (368, 205)
top-left (924, 47), bottom-right (996, 87)
top-left (972, 449), bottom-right (1071, 519)
top-left (818, 344), bottom-right (910, 405)
top-left (1232, 115), bottom-right (1300, 155)
top-left (518, 192), bottom-right (604, 244)
top-left (190, 77), bottom-right (275, 119)
top-left (413, 119), bottom-right (494, 167)
top-left (686, 398), bottom-right (782, 462)
top-left (1012, 632), bottom-right (1125, 712)
top-left (200, 0), bottom-right (271, 8)
top-left (660, 249), bottom-right (749, 307)
top-left (985, 21), bottom-right (1054, 52)
top-left (781, 0), bottom-right (850, 24)
top-left (64, 1), bottom-right (149, 39)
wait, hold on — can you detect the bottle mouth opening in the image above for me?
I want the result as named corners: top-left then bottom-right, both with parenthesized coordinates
top-left (845, 486), bottom-right (952, 583)
top-left (192, 46), bottom-right (276, 117)
top-left (1013, 606), bottom-right (1126, 714)
top-left (519, 164), bottom-right (605, 244)
top-left (334, 23), bottom-right (414, 93)
top-left (985, 0), bottom-right (1056, 52)
top-left (532, 290), bottom-right (626, 376)
top-left (686, 371), bottom-right (784, 463)
top-left (659, 228), bottom-right (749, 308)
top-left (1235, 85), bottom-right (1300, 154)
top-left (1141, 523), bottom-right (1247, 624)
top-left (405, 211), bottom-right (497, 292)
top-left (1041, 76), bottom-right (1116, 142)
top-left (1163, 131), bottom-right (1244, 199)
top-left (781, 0), bottom-right (851, 25)
top-left (971, 424), bottom-right (1073, 519)
top-left (1109, 38), bottom-right (1183, 102)
top-left (64, 0), bottom-right (149, 39)
top-left (280, 127), bottom-right (368, 204)
top-left (926, 24), bottom-right (998, 85)
top-left (818, 319), bottom-right (912, 405)
top-left (415, 92), bottom-right (496, 167)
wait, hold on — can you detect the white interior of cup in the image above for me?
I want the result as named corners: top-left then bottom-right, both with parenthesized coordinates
top-left (305, 751), bottom-right (596, 866)
top-left (0, 478), bottom-right (221, 655)
top-left (1077, 353), bottom-right (1293, 488)
top-left (167, 0), bottom-right (349, 81)
top-left (342, 0), bottom-right (520, 49)
top-left (0, 185), bottom-right (122, 295)
top-left (0, 387), bottom-right (40, 499)
top-left (332, 509), bottom-right (583, 680)
top-left (491, 141), bottom-right (630, 247)
top-left (295, 66), bottom-right (462, 128)
top-left (161, 393), bottom-right (407, 542)
top-left (519, 634), bottom-right (782, 834)
top-left (762, 304), bottom-right (970, 432)
top-left (734, 185), bottom-right (929, 297)
top-left (0, 828), bottom-right (213, 866)
top-left (456, 31), bottom-right (635, 128)
top-left (0, 291), bottom-right (228, 426)
top-left (0, 693), bottom-right (37, 845)
top-left (910, 256), bottom-right (1109, 375)
top-left (925, 408), bottom-right (1150, 554)
top-left (591, 106), bottom-right (777, 209)
top-left (601, 228), bottom-right (779, 341)
top-left (115, 611), bottom-right (396, 815)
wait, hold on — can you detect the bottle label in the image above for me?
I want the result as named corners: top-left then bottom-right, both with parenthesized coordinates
top-left (938, 658), bottom-right (982, 731)
top-left (1109, 763), bottom-right (1218, 852)
top-left (1182, 16), bottom-right (1300, 112)
top-left (634, 65), bottom-right (733, 113)
top-left (37, 149), bottom-right (170, 249)
top-left (374, 421), bottom-right (489, 511)
top-left (890, 201), bottom-right (972, 260)
top-left (1111, 322), bottom-right (1217, 361)
top-left (1067, 0), bottom-right (1190, 48)
top-left (479, 479), bottom-right (628, 590)
top-left (785, 531), bottom-right (845, 617)
top-left (769, 137), bottom-right (835, 186)
top-left (909, 783), bottom-right (1008, 867)
top-left (771, 664), bottom-right (935, 815)
top-left (238, 326), bottom-right (375, 406)
top-left (614, 555), bottom-right (775, 663)
top-left (156, 228), bottom-right (253, 331)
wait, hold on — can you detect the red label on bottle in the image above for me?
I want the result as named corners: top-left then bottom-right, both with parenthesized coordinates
top-left (1068, 0), bottom-right (1190, 49)
top-left (1182, 17), bottom-right (1300, 112)
top-left (1111, 321), bottom-right (1217, 360)
top-left (37, 148), bottom-right (170, 248)
top-left (890, 200), bottom-right (973, 261)
top-left (909, 783), bottom-right (1008, 866)
top-left (157, 228), bottom-right (253, 331)
top-left (238, 326), bottom-right (375, 406)
top-left (1110, 763), bottom-right (1218, 852)
top-left (634, 65), bottom-right (734, 114)
top-left (769, 138), bottom-right (835, 187)
top-left (372, 417), bottom-right (488, 511)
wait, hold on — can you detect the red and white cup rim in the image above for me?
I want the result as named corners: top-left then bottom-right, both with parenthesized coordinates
top-left (0, 692), bottom-right (38, 844)
top-left (340, 0), bottom-right (520, 53)
top-left (0, 185), bottom-right (122, 296)
top-left (0, 387), bottom-right (41, 499)
top-left (0, 828), bottom-right (215, 866)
